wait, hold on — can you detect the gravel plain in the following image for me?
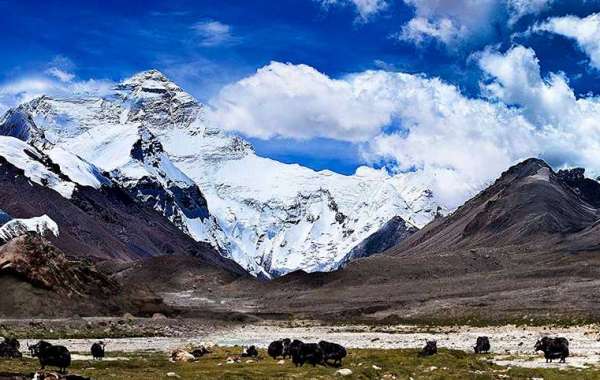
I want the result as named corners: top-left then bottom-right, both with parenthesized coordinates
top-left (14, 322), bottom-right (600, 369)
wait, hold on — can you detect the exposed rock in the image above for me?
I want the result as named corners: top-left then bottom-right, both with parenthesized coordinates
top-left (340, 216), bottom-right (417, 265)
top-left (0, 233), bottom-right (118, 296)
top-left (335, 368), bottom-right (353, 376)
top-left (0, 234), bottom-right (172, 318)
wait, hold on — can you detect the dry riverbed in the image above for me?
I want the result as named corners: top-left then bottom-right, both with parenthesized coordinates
top-left (9, 321), bottom-right (600, 370)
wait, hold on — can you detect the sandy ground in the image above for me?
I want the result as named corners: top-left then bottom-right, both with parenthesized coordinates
top-left (16, 323), bottom-right (600, 369)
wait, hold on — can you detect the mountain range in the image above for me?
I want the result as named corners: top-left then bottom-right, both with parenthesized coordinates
top-left (3, 69), bottom-right (600, 322)
top-left (0, 69), bottom-right (446, 278)
top-left (244, 159), bottom-right (600, 322)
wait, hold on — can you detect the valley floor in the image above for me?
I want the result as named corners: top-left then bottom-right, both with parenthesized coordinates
top-left (3, 319), bottom-right (600, 378)
top-left (1, 346), bottom-right (599, 379)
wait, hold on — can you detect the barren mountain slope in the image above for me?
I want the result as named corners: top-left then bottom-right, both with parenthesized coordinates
top-left (229, 159), bottom-right (600, 322)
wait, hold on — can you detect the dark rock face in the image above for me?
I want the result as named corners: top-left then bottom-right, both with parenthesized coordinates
top-left (0, 108), bottom-right (45, 145)
top-left (0, 210), bottom-right (11, 225)
top-left (340, 216), bottom-right (417, 266)
top-left (126, 177), bottom-right (210, 224)
top-left (557, 168), bottom-right (600, 208)
top-left (125, 128), bottom-right (211, 230)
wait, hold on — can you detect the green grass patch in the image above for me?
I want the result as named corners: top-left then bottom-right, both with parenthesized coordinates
top-left (1, 347), bottom-right (600, 379)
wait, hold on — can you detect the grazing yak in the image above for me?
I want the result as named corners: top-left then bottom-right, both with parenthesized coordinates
top-left (190, 345), bottom-right (210, 358)
top-left (268, 338), bottom-right (291, 359)
top-left (419, 340), bottom-right (437, 356)
top-left (291, 342), bottom-right (323, 367)
top-left (29, 341), bottom-right (71, 373)
top-left (474, 336), bottom-right (491, 354)
top-left (318, 340), bottom-right (347, 367)
top-left (288, 340), bottom-right (304, 361)
top-left (0, 337), bottom-right (22, 358)
top-left (535, 337), bottom-right (569, 363)
top-left (241, 345), bottom-right (259, 358)
top-left (90, 341), bottom-right (106, 360)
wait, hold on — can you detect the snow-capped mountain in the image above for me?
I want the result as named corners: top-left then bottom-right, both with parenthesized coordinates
top-left (0, 214), bottom-right (59, 243)
top-left (0, 70), bottom-right (447, 277)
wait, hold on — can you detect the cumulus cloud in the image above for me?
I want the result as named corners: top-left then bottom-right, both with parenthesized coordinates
top-left (476, 44), bottom-right (600, 169)
top-left (353, 70), bottom-right (539, 207)
top-left (317, 0), bottom-right (388, 21)
top-left (399, 0), bottom-right (553, 46)
top-left (478, 45), bottom-right (576, 125)
top-left (209, 56), bottom-right (600, 208)
top-left (532, 12), bottom-right (600, 70)
top-left (209, 62), bottom-right (395, 142)
top-left (191, 20), bottom-right (233, 46)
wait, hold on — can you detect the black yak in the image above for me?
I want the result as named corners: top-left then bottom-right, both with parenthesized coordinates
top-left (29, 341), bottom-right (71, 373)
top-left (190, 345), bottom-right (210, 358)
top-left (318, 340), bottom-right (347, 366)
top-left (90, 341), bottom-right (105, 360)
top-left (291, 342), bottom-right (323, 367)
top-left (287, 339), bottom-right (303, 361)
top-left (474, 336), bottom-right (491, 354)
top-left (241, 345), bottom-right (258, 358)
top-left (0, 337), bottom-right (21, 358)
top-left (419, 340), bottom-right (437, 356)
top-left (268, 338), bottom-right (291, 359)
top-left (535, 337), bottom-right (569, 363)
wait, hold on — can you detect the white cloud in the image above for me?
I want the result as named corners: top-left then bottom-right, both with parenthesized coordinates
top-left (532, 12), bottom-right (600, 70)
top-left (209, 62), bottom-right (395, 142)
top-left (400, 16), bottom-right (465, 45)
top-left (476, 45), bottom-right (600, 170)
top-left (399, 0), bottom-right (553, 46)
top-left (399, 0), bottom-right (503, 46)
top-left (478, 45), bottom-right (576, 125)
top-left (209, 57), bottom-right (600, 208)
top-left (191, 20), bottom-right (233, 46)
top-left (317, 0), bottom-right (388, 21)
top-left (45, 67), bottom-right (75, 82)
top-left (507, 0), bottom-right (553, 24)
top-left (0, 74), bottom-right (113, 115)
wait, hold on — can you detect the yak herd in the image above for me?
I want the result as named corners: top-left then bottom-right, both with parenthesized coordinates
top-left (0, 334), bottom-right (572, 375)
top-left (267, 339), bottom-right (347, 367)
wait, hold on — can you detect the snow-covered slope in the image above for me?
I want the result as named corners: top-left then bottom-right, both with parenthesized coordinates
top-left (0, 70), bottom-right (447, 277)
top-left (0, 215), bottom-right (59, 243)
top-left (0, 136), bottom-right (109, 198)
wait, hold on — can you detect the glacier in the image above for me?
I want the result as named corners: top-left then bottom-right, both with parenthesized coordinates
top-left (0, 69), bottom-right (447, 278)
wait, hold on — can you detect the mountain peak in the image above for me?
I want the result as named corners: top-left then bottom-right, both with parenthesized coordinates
top-left (124, 69), bottom-right (171, 83)
top-left (119, 69), bottom-right (185, 96)
top-left (505, 157), bottom-right (551, 177)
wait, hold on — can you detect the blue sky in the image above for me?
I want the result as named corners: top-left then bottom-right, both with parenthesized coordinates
top-left (1, 0), bottom-right (600, 180)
